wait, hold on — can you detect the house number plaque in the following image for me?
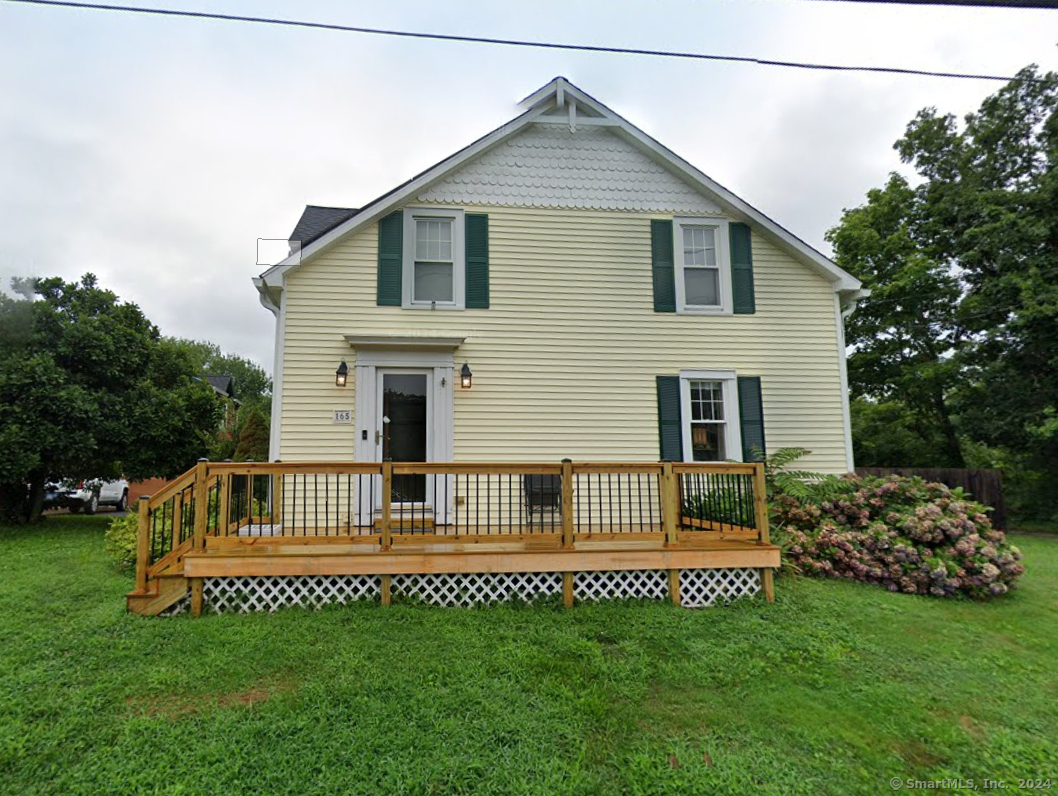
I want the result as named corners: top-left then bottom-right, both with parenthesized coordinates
top-left (332, 409), bottom-right (352, 424)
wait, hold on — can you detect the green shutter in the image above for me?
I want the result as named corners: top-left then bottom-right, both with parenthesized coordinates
top-left (465, 213), bottom-right (489, 309)
top-left (737, 376), bottom-right (766, 462)
top-left (730, 222), bottom-right (755, 314)
top-left (651, 220), bottom-right (676, 313)
top-left (656, 376), bottom-right (683, 461)
top-left (376, 211), bottom-right (403, 306)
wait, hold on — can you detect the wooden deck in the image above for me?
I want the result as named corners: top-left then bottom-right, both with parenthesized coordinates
top-left (127, 460), bottom-right (778, 615)
top-left (185, 533), bottom-right (779, 577)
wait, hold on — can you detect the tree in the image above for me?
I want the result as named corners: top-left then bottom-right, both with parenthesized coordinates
top-left (168, 338), bottom-right (271, 410)
top-left (0, 275), bottom-right (220, 523)
top-left (827, 173), bottom-right (966, 466)
top-left (233, 407), bottom-right (270, 463)
top-left (829, 65), bottom-right (1058, 520)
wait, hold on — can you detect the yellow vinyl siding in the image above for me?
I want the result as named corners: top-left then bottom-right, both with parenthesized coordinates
top-left (279, 206), bottom-right (848, 473)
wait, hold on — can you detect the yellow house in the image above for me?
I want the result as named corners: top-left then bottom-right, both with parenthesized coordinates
top-left (128, 78), bottom-right (867, 616)
top-left (254, 77), bottom-right (864, 480)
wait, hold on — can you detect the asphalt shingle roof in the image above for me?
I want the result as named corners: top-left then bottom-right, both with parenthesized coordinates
top-left (289, 205), bottom-right (358, 248)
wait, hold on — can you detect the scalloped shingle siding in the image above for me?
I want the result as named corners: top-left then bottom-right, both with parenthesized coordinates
top-left (417, 125), bottom-right (722, 214)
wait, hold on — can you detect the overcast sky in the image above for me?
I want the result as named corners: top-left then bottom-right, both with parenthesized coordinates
top-left (1, 0), bottom-right (1055, 371)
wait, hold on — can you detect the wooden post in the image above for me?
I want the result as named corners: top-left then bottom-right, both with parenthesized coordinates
top-left (135, 496), bottom-right (150, 592)
top-left (381, 574), bottom-right (392, 607)
top-left (669, 570), bottom-right (681, 606)
top-left (761, 570), bottom-right (775, 603)
top-left (380, 461), bottom-right (392, 551)
top-left (661, 462), bottom-right (679, 547)
top-left (192, 459), bottom-right (208, 552)
top-left (271, 471), bottom-right (282, 527)
top-left (171, 492), bottom-right (183, 553)
top-left (190, 578), bottom-right (204, 617)
top-left (563, 572), bottom-right (574, 608)
top-left (752, 462), bottom-right (770, 545)
top-left (752, 462), bottom-right (775, 603)
top-left (560, 459), bottom-right (575, 549)
top-left (217, 472), bottom-right (229, 536)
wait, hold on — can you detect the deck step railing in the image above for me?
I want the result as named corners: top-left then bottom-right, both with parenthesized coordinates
top-left (135, 459), bottom-right (769, 607)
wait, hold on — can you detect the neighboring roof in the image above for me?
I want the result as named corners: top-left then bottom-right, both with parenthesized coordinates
top-left (289, 205), bottom-right (358, 249)
top-left (258, 77), bottom-right (863, 304)
top-left (202, 375), bottom-right (235, 399)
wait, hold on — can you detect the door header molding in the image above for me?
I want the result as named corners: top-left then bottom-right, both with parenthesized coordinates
top-left (344, 334), bottom-right (466, 351)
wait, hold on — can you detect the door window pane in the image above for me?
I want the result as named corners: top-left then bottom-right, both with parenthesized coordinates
top-left (684, 267), bottom-right (719, 306)
top-left (382, 374), bottom-right (428, 502)
top-left (414, 262), bottom-right (454, 302)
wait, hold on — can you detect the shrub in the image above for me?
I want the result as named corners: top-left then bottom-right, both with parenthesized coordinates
top-left (105, 511), bottom-right (140, 571)
top-left (775, 475), bottom-right (1024, 599)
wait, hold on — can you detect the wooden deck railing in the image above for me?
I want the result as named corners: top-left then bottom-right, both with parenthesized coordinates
top-left (135, 459), bottom-right (770, 611)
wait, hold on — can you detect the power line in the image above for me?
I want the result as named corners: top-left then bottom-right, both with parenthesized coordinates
top-left (2, 0), bottom-right (1029, 83)
top-left (805, 0), bottom-right (1056, 8)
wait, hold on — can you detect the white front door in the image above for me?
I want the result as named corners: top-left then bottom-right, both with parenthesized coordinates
top-left (375, 368), bottom-right (433, 507)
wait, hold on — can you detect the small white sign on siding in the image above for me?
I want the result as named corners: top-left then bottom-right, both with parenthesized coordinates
top-left (332, 409), bottom-right (352, 424)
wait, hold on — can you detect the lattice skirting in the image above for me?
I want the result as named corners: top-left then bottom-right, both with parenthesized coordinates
top-left (188, 568), bottom-right (762, 613)
top-left (204, 575), bottom-right (382, 614)
top-left (680, 568), bottom-right (761, 607)
top-left (391, 572), bottom-right (562, 606)
top-left (574, 569), bottom-right (669, 601)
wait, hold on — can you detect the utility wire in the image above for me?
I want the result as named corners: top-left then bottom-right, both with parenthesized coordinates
top-left (805, 0), bottom-right (1056, 8)
top-left (2, 0), bottom-right (1030, 83)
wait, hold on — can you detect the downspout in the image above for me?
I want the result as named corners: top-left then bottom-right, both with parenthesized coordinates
top-left (836, 288), bottom-right (869, 473)
top-left (253, 277), bottom-right (284, 463)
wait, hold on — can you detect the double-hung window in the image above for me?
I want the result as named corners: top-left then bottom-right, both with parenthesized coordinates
top-left (402, 207), bottom-right (465, 309)
top-left (679, 370), bottom-right (742, 462)
top-left (673, 218), bottom-right (731, 314)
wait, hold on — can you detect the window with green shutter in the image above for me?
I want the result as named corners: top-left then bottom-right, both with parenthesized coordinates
top-left (737, 376), bottom-right (766, 461)
top-left (376, 211), bottom-right (403, 306)
top-left (730, 222), bottom-right (755, 314)
top-left (656, 376), bottom-right (683, 461)
top-left (651, 220), bottom-right (676, 313)
top-left (465, 213), bottom-right (489, 309)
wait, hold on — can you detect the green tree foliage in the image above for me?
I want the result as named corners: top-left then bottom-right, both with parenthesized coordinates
top-left (0, 275), bottom-right (220, 523)
top-left (829, 65), bottom-right (1058, 520)
top-left (850, 398), bottom-right (959, 469)
top-left (233, 407), bottom-right (270, 463)
top-left (168, 338), bottom-right (271, 410)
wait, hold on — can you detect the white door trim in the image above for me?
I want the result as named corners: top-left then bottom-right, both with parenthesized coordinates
top-left (352, 351), bottom-right (455, 525)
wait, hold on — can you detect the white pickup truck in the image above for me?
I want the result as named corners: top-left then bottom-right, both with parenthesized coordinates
top-left (45, 479), bottom-right (129, 514)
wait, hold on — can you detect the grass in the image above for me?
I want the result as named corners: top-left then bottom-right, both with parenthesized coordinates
top-left (1, 517), bottom-right (1056, 796)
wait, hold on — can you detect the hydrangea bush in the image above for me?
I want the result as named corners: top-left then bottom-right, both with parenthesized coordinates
top-left (774, 475), bottom-right (1023, 599)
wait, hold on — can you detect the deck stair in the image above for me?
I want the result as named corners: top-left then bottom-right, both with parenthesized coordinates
top-left (126, 571), bottom-right (189, 616)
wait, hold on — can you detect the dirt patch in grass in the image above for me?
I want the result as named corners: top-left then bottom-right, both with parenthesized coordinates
top-left (127, 676), bottom-right (297, 719)
top-left (894, 739), bottom-right (945, 768)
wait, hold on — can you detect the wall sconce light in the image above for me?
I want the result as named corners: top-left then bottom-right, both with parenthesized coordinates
top-left (335, 359), bottom-right (348, 387)
top-left (460, 362), bottom-right (473, 389)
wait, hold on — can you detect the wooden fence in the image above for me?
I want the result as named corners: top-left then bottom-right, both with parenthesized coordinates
top-left (854, 468), bottom-right (1006, 530)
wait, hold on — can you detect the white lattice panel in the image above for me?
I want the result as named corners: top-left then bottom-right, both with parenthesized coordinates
top-left (574, 569), bottom-right (669, 601)
top-left (204, 575), bottom-right (381, 614)
top-left (391, 572), bottom-right (562, 607)
top-left (680, 568), bottom-right (760, 608)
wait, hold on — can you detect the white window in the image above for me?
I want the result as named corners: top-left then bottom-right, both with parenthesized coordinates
top-left (402, 208), bottom-right (465, 309)
top-left (674, 218), bottom-right (732, 314)
top-left (679, 370), bottom-right (742, 462)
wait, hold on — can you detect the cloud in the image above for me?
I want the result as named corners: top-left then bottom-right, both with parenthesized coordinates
top-left (1, 0), bottom-right (1056, 371)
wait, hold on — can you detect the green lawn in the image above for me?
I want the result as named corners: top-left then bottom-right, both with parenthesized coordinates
top-left (1, 517), bottom-right (1056, 796)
